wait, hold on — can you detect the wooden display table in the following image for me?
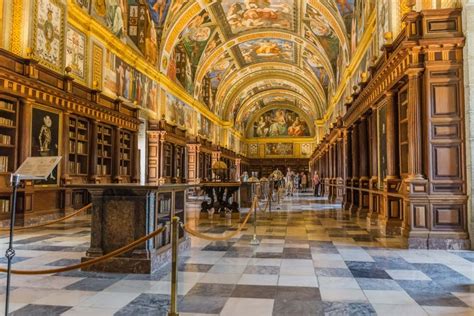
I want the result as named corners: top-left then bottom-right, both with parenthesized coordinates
top-left (68, 184), bottom-right (190, 274)
top-left (200, 182), bottom-right (241, 218)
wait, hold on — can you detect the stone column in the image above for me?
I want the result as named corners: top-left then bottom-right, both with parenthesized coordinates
top-left (463, 0), bottom-right (474, 248)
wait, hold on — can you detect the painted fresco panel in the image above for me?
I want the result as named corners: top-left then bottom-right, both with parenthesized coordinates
top-left (65, 25), bottom-right (87, 82)
top-left (33, 0), bottom-right (65, 72)
top-left (166, 93), bottom-right (194, 131)
top-left (238, 38), bottom-right (294, 64)
top-left (265, 143), bottom-right (293, 156)
top-left (220, 0), bottom-right (295, 34)
top-left (249, 109), bottom-right (310, 138)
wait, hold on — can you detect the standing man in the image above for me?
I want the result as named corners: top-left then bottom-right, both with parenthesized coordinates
top-left (286, 167), bottom-right (295, 196)
top-left (313, 171), bottom-right (320, 197)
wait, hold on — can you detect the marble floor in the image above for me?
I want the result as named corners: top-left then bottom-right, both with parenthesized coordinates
top-left (0, 193), bottom-right (473, 315)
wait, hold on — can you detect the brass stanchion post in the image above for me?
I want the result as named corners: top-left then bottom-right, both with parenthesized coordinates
top-left (250, 197), bottom-right (259, 245)
top-left (168, 216), bottom-right (179, 316)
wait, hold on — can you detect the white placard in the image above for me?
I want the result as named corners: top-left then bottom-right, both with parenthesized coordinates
top-left (14, 156), bottom-right (62, 180)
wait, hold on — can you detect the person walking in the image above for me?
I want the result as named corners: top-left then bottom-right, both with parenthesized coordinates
top-left (313, 171), bottom-right (320, 197)
top-left (301, 172), bottom-right (307, 192)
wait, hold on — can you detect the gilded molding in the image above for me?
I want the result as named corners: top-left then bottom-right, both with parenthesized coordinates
top-left (9, 0), bottom-right (23, 55)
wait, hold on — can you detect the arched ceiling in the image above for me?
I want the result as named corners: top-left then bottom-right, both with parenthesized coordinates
top-left (161, 0), bottom-right (357, 135)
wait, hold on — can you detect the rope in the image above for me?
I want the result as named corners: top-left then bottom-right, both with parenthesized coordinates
top-left (0, 225), bottom-right (167, 275)
top-left (183, 198), bottom-right (257, 241)
top-left (0, 204), bottom-right (93, 233)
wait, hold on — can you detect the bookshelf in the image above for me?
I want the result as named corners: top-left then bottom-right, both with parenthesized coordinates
top-left (163, 143), bottom-right (172, 178)
top-left (398, 88), bottom-right (409, 176)
top-left (97, 123), bottom-right (113, 177)
top-left (0, 96), bottom-right (18, 174)
top-left (68, 116), bottom-right (90, 176)
top-left (119, 130), bottom-right (132, 177)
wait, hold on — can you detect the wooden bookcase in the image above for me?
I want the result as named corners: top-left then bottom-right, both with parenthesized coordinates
top-left (119, 129), bottom-right (132, 177)
top-left (97, 123), bottom-right (113, 178)
top-left (68, 116), bottom-right (90, 176)
top-left (163, 143), bottom-right (172, 178)
top-left (398, 87), bottom-right (409, 176)
top-left (0, 95), bottom-right (18, 175)
top-left (0, 96), bottom-right (19, 220)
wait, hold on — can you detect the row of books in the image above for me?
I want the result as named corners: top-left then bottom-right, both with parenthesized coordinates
top-left (98, 127), bottom-right (112, 135)
top-left (98, 149), bottom-right (110, 158)
top-left (97, 164), bottom-right (110, 176)
top-left (98, 140), bottom-right (111, 146)
top-left (0, 199), bottom-right (10, 213)
top-left (0, 156), bottom-right (9, 172)
top-left (159, 198), bottom-right (171, 214)
top-left (154, 221), bottom-right (171, 247)
top-left (0, 117), bottom-right (14, 126)
top-left (69, 120), bottom-right (87, 130)
top-left (0, 101), bottom-right (13, 111)
top-left (120, 166), bottom-right (129, 175)
top-left (121, 152), bottom-right (129, 160)
top-left (69, 141), bottom-right (87, 154)
top-left (0, 134), bottom-right (12, 145)
top-left (68, 161), bottom-right (85, 174)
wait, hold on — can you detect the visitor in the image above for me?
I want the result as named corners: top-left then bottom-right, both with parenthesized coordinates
top-left (286, 167), bottom-right (295, 196)
top-left (301, 172), bottom-right (307, 192)
top-left (294, 172), bottom-right (300, 193)
top-left (313, 171), bottom-right (320, 197)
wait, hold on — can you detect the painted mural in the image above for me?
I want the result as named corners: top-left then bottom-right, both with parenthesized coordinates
top-left (220, 0), bottom-right (295, 34)
top-left (198, 114), bottom-right (213, 138)
top-left (88, 0), bottom-right (160, 66)
top-left (65, 25), bottom-right (87, 82)
top-left (199, 52), bottom-right (235, 109)
top-left (306, 5), bottom-right (340, 75)
top-left (249, 109), bottom-right (310, 138)
top-left (265, 143), bottom-right (293, 156)
top-left (238, 38), bottom-right (294, 64)
top-left (169, 10), bottom-right (215, 94)
top-left (103, 48), bottom-right (159, 112)
top-left (165, 93), bottom-right (194, 130)
top-left (33, 0), bottom-right (65, 72)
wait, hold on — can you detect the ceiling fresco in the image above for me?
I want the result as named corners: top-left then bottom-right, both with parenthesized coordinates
top-left (75, 0), bottom-right (373, 139)
top-left (219, 0), bottom-right (296, 34)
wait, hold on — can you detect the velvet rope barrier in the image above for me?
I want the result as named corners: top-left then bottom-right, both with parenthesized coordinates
top-left (0, 203), bottom-right (93, 233)
top-left (182, 197), bottom-right (257, 241)
top-left (0, 225), bottom-right (167, 275)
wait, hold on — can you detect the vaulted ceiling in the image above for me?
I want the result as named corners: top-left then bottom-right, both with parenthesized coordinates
top-left (159, 0), bottom-right (368, 136)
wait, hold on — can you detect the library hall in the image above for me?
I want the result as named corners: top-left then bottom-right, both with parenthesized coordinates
top-left (0, 0), bottom-right (473, 315)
